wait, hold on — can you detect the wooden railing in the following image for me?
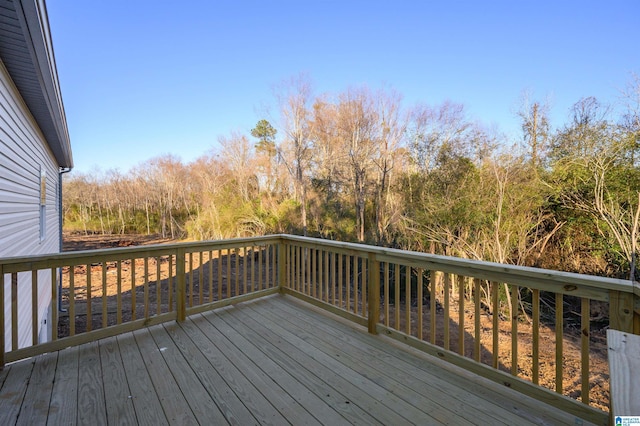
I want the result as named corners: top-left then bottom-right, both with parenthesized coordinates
top-left (0, 236), bottom-right (280, 367)
top-left (2, 234), bottom-right (638, 424)
top-left (280, 235), bottom-right (640, 425)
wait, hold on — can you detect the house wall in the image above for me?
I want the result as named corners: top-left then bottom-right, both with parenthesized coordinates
top-left (0, 58), bottom-right (59, 352)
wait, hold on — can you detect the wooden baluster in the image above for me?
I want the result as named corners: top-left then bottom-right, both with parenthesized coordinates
top-left (474, 278), bottom-right (481, 362)
top-left (394, 264), bottom-right (400, 330)
top-left (86, 264), bottom-right (92, 331)
top-left (258, 247), bottom-right (263, 291)
top-left (430, 271), bottom-right (437, 344)
top-left (417, 268), bottom-right (423, 340)
top-left (243, 247), bottom-right (248, 294)
top-left (318, 250), bottom-right (324, 302)
top-left (458, 275), bottom-right (465, 356)
top-left (188, 252), bottom-right (194, 307)
top-left (226, 249), bottom-right (231, 299)
top-left (492, 281), bottom-right (499, 369)
top-left (346, 255), bottom-right (351, 312)
top-left (157, 256), bottom-right (162, 314)
top-left (69, 268), bottom-right (75, 336)
top-left (168, 255), bottom-right (174, 310)
top-left (176, 248), bottom-right (186, 322)
top-left (532, 288), bottom-right (540, 385)
top-left (383, 263), bottom-right (389, 327)
top-left (102, 263), bottom-right (108, 328)
top-left (405, 266), bottom-right (411, 335)
top-left (352, 256), bottom-right (358, 315)
top-left (217, 249), bottom-right (222, 301)
top-left (555, 292), bottom-right (563, 394)
top-left (32, 270), bottom-right (38, 345)
top-left (198, 252), bottom-right (204, 305)
top-left (338, 254), bottom-right (344, 307)
top-left (51, 267), bottom-right (57, 341)
top-left (116, 260), bottom-right (122, 325)
top-left (144, 258), bottom-right (149, 319)
top-left (130, 259), bottom-right (136, 321)
top-left (11, 272), bottom-right (18, 349)
top-left (208, 251), bottom-right (213, 303)
top-left (581, 297), bottom-right (590, 405)
top-left (324, 251), bottom-right (329, 304)
top-left (235, 248), bottom-right (240, 296)
top-left (444, 273), bottom-right (450, 351)
top-left (511, 284), bottom-right (518, 376)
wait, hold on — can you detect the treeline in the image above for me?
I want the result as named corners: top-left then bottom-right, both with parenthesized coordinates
top-left (63, 75), bottom-right (640, 279)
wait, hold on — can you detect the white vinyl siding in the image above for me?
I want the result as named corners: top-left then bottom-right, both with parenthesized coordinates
top-left (1, 59), bottom-right (59, 351)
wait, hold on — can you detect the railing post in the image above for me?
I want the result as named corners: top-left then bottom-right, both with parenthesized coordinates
top-left (278, 240), bottom-right (287, 293)
top-left (367, 253), bottom-right (380, 334)
top-left (176, 248), bottom-right (186, 322)
top-left (609, 290), bottom-right (635, 333)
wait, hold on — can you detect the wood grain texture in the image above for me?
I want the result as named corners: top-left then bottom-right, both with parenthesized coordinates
top-left (47, 346), bottom-right (79, 426)
top-left (607, 329), bottom-right (640, 417)
top-left (99, 336), bottom-right (137, 425)
top-left (16, 351), bottom-right (56, 425)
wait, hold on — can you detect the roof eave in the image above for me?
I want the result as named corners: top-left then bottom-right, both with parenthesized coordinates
top-left (0, 0), bottom-right (72, 168)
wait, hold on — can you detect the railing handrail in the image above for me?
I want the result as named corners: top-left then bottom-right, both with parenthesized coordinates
top-left (0, 233), bottom-right (635, 296)
top-left (278, 234), bottom-right (638, 297)
top-left (0, 235), bottom-right (283, 271)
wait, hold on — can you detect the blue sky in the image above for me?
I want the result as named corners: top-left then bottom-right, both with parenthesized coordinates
top-left (47, 1), bottom-right (640, 175)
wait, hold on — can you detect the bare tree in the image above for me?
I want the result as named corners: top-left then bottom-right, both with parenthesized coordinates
top-left (336, 87), bottom-right (379, 242)
top-left (516, 90), bottom-right (550, 169)
top-left (219, 132), bottom-right (256, 203)
top-left (275, 74), bottom-right (314, 236)
top-left (373, 88), bottom-right (406, 244)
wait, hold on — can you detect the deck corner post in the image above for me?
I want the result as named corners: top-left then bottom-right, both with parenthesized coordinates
top-left (367, 253), bottom-right (380, 334)
top-left (609, 289), bottom-right (635, 333)
top-left (278, 241), bottom-right (287, 293)
top-left (176, 248), bottom-right (186, 322)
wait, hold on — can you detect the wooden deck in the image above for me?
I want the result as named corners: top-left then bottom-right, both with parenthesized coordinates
top-left (0, 294), bottom-right (599, 425)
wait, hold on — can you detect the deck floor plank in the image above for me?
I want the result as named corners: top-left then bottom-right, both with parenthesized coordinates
top-left (175, 315), bottom-right (290, 426)
top-left (77, 340), bottom-right (107, 426)
top-left (240, 298), bottom-right (475, 425)
top-left (132, 327), bottom-right (198, 425)
top-left (199, 310), bottom-right (354, 426)
top-left (148, 322), bottom-right (229, 425)
top-left (216, 305), bottom-right (414, 425)
top-left (0, 361), bottom-right (10, 392)
top-left (47, 345), bottom-right (79, 426)
top-left (281, 295), bottom-right (593, 426)
top-left (99, 335), bottom-right (137, 425)
top-left (188, 312), bottom-right (319, 425)
top-left (116, 332), bottom-right (169, 426)
top-left (0, 294), bottom-right (605, 426)
top-left (268, 297), bottom-right (543, 426)
top-left (16, 351), bottom-right (57, 426)
top-left (157, 319), bottom-right (254, 425)
top-left (206, 309), bottom-right (382, 425)
top-left (249, 298), bottom-right (509, 426)
top-left (0, 358), bottom-right (34, 424)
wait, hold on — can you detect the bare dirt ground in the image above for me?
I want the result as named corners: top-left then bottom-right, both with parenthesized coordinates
top-left (63, 232), bottom-right (174, 251)
top-left (60, 233), bottom-right (610, 412)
